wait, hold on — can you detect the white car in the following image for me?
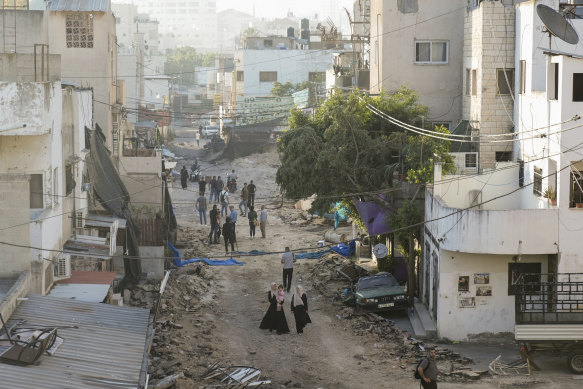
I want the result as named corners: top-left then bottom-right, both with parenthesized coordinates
top-left (201, 125), bottom-right (219, 138)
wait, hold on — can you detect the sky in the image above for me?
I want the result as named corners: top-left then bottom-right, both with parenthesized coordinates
top-left (217, 0), bottom-right (354, 21)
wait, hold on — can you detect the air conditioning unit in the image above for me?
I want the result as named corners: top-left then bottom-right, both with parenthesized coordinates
top-left (82, 183), bottom-right (91, 192)
top-left (54, 254), bottom-right (71, 279)
top-left (74, 210), bottom-right (85, 228)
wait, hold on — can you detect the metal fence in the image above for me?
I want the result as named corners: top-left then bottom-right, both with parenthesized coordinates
top-left (515, 273), bottom-right (583, 324)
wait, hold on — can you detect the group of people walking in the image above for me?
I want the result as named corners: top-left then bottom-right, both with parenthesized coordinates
top-left (259, 282), bottom-right (311, 335)
top-left (259, 247), bottom-right (310, 335)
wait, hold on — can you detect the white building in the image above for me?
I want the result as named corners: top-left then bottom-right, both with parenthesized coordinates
top-left (131, 0), bottom-right (217, 52)
top-left (423, 0), bottom-right (583, 340)
top-left (0, 77), bottom-right (93, 295)
top-left (233, 43), bottom-right (333, 98)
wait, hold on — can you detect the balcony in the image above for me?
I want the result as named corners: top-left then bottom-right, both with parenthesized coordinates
top-left (425, 189), bottom-right (558, 255)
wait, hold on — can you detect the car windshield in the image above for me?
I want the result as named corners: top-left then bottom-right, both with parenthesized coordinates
top-left (358, 274), bottom-right (398, 290)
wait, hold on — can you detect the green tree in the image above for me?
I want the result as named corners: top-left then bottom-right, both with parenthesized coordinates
top-left (270, 81), bottom-right (296, 97)
top-left (277, 87), bottom-right (455, 303)
top-left (165, 47), bottom-right (216, 86)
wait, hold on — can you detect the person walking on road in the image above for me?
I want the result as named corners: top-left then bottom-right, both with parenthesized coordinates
top-left (198, 177), bottom-right (207, 197)
top-left (239, 183), bottom-right (249, 217)
top-left (259, 205), bottom-right (267, 238)
top-left (274, 284), bottom-right (290, 335)
top-left (208, 205), bottom-right (220, 244)
top-left (220, 186), bottom-right (229, 216)
top-left (195, 192), bottom-right (207, 225)
top-left (196, 131), bottom-right (200, 147)
top-left (418, 349), bottom-right (439, 389)
top-left (222, 216), bottom-right (236, 255)
top-left (180, 166), bottom-right (188, 189)
top-left (281, 247), bottom-right (296, 293)
top-left (209, 176), bottom-right (217, 202)
top-left (247, 180), bottom-right (256, 207)
top-left (215, 177), bottom-right (224, 202)
top-left (259, 282), bottom-right (278, 331)
top-left (291, 285), bottom-right (311, 335)
top-left (247, 205), bottom-right (258, 238)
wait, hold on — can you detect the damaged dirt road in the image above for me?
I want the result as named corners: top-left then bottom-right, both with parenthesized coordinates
top-left (137, 134), bottom-right (583, 389)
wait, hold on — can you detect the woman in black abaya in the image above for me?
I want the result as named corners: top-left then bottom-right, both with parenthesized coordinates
top-left (291, 285), bottom-right (311, 335)
top-left (259, 282), bottom-right (278, 331)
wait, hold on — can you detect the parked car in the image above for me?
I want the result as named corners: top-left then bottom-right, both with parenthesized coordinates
top-left (353, 272), bottom-right (407, 313)
top-left (201, 125), bottom-right (219, 138)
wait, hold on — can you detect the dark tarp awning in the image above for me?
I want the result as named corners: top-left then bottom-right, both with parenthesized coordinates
top-left (353, 195), bottom-right (394, 236)
top-left (87, 126), bottom-right (141, 281)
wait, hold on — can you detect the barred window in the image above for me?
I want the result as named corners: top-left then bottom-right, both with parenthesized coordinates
top-left (66, 14), bottom-right (94, 48)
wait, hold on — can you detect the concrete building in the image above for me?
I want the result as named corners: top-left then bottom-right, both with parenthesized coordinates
top-left (460, 0), bottom-right (515, 171)
top-left (369, 0), bottom-right (465, 132)
top-left (0, 77), bottom-right (93, 295)
top-left (233, 39), bottom-right (333, 99)
top-left (132, 0), bottom-right (217, 52)
top-left (423, 0), bottom-right (583, 340)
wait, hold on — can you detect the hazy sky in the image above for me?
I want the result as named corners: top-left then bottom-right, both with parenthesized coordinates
top-left (217, 0), bottom-right (354, 20)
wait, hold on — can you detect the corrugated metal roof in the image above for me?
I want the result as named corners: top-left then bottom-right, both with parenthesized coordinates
top-left (48, 283), bottom-right (111, 302)
top-left (46, 0), bottom-right (110, 12)
top-left (0, 295), bottom-right (150, 388)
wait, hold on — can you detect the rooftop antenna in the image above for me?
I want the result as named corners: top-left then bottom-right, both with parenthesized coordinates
top-left (537, 4), bottom-right (579, 49)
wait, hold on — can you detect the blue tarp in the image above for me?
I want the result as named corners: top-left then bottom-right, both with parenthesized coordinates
top-left (168, 242), bottom-right (245, 267)
top-left (234, 250), bottom-right (268, 256)
top-left (295, 242), bottom-right (354, 259)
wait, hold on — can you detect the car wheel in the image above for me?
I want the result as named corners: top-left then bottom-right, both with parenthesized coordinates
top-left (568, 349), bottom-right (583, 374)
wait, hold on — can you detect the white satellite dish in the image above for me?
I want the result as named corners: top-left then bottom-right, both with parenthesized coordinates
top-left (373, 243), bottom-right (388, 259)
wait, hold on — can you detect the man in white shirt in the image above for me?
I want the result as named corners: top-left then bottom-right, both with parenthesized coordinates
top-left (259, 205), bottom-right (268, 238)
top-left (281, 247), bottom-right (296, 293)
top-left (220, 187), bottom-right (229, 217)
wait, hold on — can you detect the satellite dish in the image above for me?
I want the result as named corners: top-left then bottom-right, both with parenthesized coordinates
top-left (373, 243), bottom-right (388, 259)
top-left (537, 4), bottom-right (579, 45)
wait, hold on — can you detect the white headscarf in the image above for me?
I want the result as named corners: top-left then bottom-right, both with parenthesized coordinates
top-left (270, 282), bottom-right (277, 298)
top-left (293, 285), bottom-right (304, 307)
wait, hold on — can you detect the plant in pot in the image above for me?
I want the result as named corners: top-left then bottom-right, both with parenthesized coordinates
top-left (543, 187), bottom-right (557, 206)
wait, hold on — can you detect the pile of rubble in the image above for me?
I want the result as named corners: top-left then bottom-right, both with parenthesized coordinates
top-left (274, 208), bottom-right (317, 226)
top-left (129, 263), bottom-right (225, 388)
top-left (305, 253), bottom-right (486, 383)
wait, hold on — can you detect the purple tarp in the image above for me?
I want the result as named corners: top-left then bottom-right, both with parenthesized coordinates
top-left (353, 196), bottom-right (393, 236)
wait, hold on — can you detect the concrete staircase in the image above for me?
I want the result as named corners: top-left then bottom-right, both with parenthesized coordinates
top-left (409, 302), bottom-right (437, 339)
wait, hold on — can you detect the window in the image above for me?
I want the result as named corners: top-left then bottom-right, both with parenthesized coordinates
top-left (66, 165), bottom-right (75, 195)
top-left (533, 167), bottom-right (543, 196)
top-left (66, 14), bottom-right (94, 48)
top-left (53, 168), bottom-right (59, 206)
top-left (309, 72), bottom-right (325, 82)
top-left (518, 160), bottom-right (524, 187)
top-left (259, 71), bottom-right (277, 82)
top-left (30, 174), bottom-right (43, 209)
top-left (115, 17), bottom-right (121, 24)
top-left (236, 71), bottom-right (244, 81)
top-left (415, 41), bottom-right (448, 64)
top-left (465, 153), bottom-right (477, 169)
top-left (465, 68), bottom-right (471, 95)
top-left (519, 60), bottom-right (526, 94)
top-left (573, 73), bottom-right (583, 102)
top-left (431, 122), bottom-right (450, 131)
top-left (549, 63), bottom-right (559, 100)
top-left (508, 262), bottom-right (541, 296)
top-left (472, 69), bottom-right (477, 96)
top-left (263, 39), bottom-right (273, 47)
top-left (496, 151), bottom-right (512, 162)
top-left (496, 68), bottom-right (514, 95)
top-left (570, 165), bottom-right (583, 207)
